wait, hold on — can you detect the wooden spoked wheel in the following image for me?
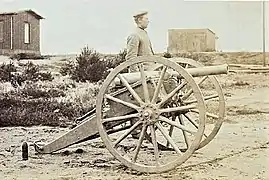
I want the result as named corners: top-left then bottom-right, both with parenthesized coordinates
top-left (96, 56), bottom-right (206, 173)
top-left (149, 57), bottom-right (225, 150)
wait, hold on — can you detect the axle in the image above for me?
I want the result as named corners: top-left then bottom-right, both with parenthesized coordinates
top-left (114, 64), bottom-right (228, 85)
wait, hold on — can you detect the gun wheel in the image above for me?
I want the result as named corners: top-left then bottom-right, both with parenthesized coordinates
top-left (149, 58), bottom-right (225, 150)
top-left (96, 56), bottom-right (206, 173)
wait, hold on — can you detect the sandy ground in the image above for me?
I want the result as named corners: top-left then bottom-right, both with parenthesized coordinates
top-left (1, 61), bottom-right (269, 179)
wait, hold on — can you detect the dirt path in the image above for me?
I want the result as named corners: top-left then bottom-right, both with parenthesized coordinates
top-left (1, 73), bottom-right (269, 180)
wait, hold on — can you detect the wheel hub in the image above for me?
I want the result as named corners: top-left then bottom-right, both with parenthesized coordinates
top-left (139, 104), bottom-right (159, 124)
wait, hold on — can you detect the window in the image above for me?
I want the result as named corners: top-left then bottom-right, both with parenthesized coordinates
top-left (24, 22), bottom-right (30, 44)
top-left (0, 21), bottom-right (3, 42)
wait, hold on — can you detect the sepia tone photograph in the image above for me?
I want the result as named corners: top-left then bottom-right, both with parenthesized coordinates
top-left (0, 0), bottom-right (268, 180)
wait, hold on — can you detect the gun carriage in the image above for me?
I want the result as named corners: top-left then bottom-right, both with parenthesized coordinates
top-left (34, 56), bottom-right (228, 173)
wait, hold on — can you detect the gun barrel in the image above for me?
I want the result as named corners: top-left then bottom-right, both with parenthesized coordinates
top-left (187, 64), bottom-right (228, 77)
top-left (114, 64), bottom-right (228, 85)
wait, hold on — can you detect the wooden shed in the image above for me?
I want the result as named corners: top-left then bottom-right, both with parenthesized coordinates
top-left (0, 9), bottom-right (44, 56)
top-left (167, 28), bottom-right (216, 53)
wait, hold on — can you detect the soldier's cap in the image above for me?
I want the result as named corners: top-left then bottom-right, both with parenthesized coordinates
top-left (133, 11), bottom-right (148, 18)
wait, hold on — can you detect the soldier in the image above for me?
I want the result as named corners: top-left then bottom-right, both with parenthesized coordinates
top-left (125, 11), bottom-right (155, 138)
top-left (126, 11), bottom-right (155, 72)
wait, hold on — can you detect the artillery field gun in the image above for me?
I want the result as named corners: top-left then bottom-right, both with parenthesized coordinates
top-left (33, 56), bottom-right (228, 173)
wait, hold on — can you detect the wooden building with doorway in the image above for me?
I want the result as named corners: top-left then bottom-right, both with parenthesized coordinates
top-left (0, 9), bottom-right (44, 56)
top-left (168, 28), bottom-right (216, 53)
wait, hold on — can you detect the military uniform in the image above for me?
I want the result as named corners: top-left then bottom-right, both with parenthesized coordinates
top-left (125, 11), bottom-right (155, 138)
top-left (126, 27), bottom-right (154, 60)
top-left (126, 12), bottom-right (154, 72)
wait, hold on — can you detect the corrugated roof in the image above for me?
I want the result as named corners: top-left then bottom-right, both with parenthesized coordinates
top-left (0, 9), bottom-right (44, 19)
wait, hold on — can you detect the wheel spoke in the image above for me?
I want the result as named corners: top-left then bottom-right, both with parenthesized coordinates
top-left (166, 114), bottom-right (176, 147)
top-left (182, 89), bottom-right (193, 101)
top-left (102, 113), bottom-right (139, 123)
top-left (159, 116), bottom-right (196, 135)
top-left (113, 121), bottom-right (142, 147)
top-left (190, 109), bottom-right (219, 119)
top-left (150, 125), bottom-right (159, 165)
top-left (197, 76), bottom-right (209, 85)
top-left (204, 94), bottom-right (219, 101)
top-left (159, 104), bottom-right (196, 114)
top-left (179, 114), bottom-right (190, 148)
top-left (182, 76), bottom-right (208, 101)
top-left (105, 94), bottom-right (139, 110)
top-left (151, 66), bottom-right (167, 104)
top-left (157, 81), bottom-right (187, 107)
top-left (183, 113), bottom-right (208, 138)
top-left (183, 94), bottom-right (219, 104)
top-left (183, 113), bottom-right (198, 129)
top-left (156, 122), bottom-right (182, 154)
top-left (139, 64), bottom-right (150, 103)
top-left (132, 124), bottom-right (147, 162)
top-left (118, 74), bottom-right (144, 104)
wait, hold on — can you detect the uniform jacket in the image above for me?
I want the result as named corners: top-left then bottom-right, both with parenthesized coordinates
top-left (125, 27), bottom-right (154, 61)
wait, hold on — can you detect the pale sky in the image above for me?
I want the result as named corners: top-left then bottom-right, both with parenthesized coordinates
top-left (1, 0), bottom-right (269, 54)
